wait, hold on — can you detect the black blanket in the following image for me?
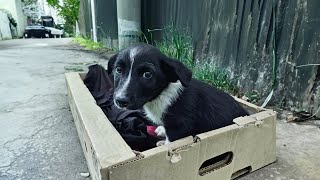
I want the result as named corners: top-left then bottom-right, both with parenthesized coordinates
top-left (83, 64), bottom-right (159, 151)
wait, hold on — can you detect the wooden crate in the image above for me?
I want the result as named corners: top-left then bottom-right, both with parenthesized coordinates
top-left (65, 72), bottom-right (276, 180)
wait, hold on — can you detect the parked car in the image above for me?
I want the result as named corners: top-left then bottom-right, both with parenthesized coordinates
top-left (41, 16), bottom-right (64, 38)
top-left (23, 25), bottom-right (51, 38)
top-left (24, 16), bottom-right (64, 38)
top-left (44, 26), bottom-right (64, 38)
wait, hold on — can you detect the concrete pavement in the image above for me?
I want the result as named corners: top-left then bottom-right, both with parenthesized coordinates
top-left (0, 38), bottom-right (319, 180)
top-left (0, 38), bottom-right (104, 180)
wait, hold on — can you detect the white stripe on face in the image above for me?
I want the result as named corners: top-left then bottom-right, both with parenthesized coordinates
top-left (115, 47), bottom-right (139, 99)
top-left (129, 47), bottom-right (139, 61)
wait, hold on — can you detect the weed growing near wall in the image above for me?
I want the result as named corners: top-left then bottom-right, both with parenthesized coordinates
top-left (73, 36), bottom-right (104, 50)
top-left (149, 26), bottom-right (238, 94)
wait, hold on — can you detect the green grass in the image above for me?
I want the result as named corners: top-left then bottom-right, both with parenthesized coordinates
top-left (244, 90), bottom-right (261, 104)
top-left (192, 62), bottom-right (238, 94)
top-left (73, 36), bottom-right (104, 50)
top-left (154, 27), bottom-right (194, 69)
top-left (148, 26), bottom-right (238, 94)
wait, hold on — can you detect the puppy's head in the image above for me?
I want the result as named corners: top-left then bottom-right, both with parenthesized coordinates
top-left (108, 43), bottom-right (192, 110)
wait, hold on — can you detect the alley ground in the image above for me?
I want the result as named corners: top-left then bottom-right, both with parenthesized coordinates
top-left (0, 38), bottom-right (319, 180)
top-left (0, 38), bottom-right (98, 180)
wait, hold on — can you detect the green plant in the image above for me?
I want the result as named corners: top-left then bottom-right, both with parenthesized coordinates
top-left (192, 62), bottom-right (238, 94)
top-left (46, 0), bottom-right (79, 35)
top-left (73, 36), bottom-right (104, 50)
top-left (244, 90), bottom-right (261, 104)
top-left (147, 26), bottom-right (238, 94)
top-left (139, 31), bottom-right (150, 44)
top-left (154, 26), bottom-right (194, 69)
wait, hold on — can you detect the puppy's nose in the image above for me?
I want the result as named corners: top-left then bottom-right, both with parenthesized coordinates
top-left (115, 97), bottom-right (129, 108)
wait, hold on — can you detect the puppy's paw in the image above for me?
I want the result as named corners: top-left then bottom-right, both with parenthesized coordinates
top-left (156, 136), bottom-right (171, 146)
top-left (155, 126), bottom-right (166, 137)
top-left (165, 136), bottom-right (170, 145)
top-left (156, 140), bottom-right (166, 147)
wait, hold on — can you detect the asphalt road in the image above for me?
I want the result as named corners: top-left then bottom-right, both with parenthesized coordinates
top-left (0, 38), bottom-right (105, 180)
top-left (0, 38), bottom-right (319, 180)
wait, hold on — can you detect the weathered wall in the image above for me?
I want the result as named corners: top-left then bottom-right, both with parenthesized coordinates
top-left (78, 0), bottom-right (320, 116)
top-left (95, 0), bottom-right (118, 48)
top-left (142, 0), bottom-right (274, 101)
top-left (0, 11), bottom-right (12, 40)
top-left (78, 0), bottom-right (93, 38)
top-left (275, 0), bottom-right (320, 115)
top-left (78, 0), bottom-right (118, 48)
top-left (0, 0), bottom-right (26, 37)
top-left (141, 0), bottom-right (320, 116)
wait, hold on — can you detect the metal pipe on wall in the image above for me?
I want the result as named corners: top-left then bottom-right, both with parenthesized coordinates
top-left (90, 0), bottom-right (97, 42)
top-left (116, 0), bottom-right (141, 50)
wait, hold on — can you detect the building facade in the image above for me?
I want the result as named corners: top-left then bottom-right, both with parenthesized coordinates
top-left (0, 0), bottom-right (26, 37)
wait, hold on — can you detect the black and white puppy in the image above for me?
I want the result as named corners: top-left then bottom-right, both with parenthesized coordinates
top-left (108, 43), bottom-right (249, 144)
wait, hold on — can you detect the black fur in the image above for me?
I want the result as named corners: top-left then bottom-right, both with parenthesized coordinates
top-left (108, 43), bottom-right (249, 142)
top-left (163, 79), bottom-right (249, 141)
top-left (107, 53), bottom-right (118, 75)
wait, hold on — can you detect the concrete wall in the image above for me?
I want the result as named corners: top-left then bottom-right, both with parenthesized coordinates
top-left (275, 0), bottom-right (320, 116)
top-left (0, 0), bottom-right (26, 37)
top-left (96, 0), bottom-right (118, 48)
top-left (141, 0), bottom-right (274, 98)
top-left (78, 0), bottom-right (118, 48)
top-left (0, 11), bottom-right (12, 40)
top-left (78, 0), bottom-right (93, 38)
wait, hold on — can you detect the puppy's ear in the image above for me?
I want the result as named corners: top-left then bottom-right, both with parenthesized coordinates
top-left (107, 53), bottom-right (118, 74)
top-left (161, 58), bottom-right (192, 87)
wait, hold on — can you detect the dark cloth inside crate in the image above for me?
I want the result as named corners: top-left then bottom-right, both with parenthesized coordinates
top-left (83, 64), bottom-right (159, 151)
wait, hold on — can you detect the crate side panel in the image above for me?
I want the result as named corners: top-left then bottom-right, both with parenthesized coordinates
top-left (231, 113), bottom-right (276, 173)
top-left (65, 73), bottom-right (136, 178)
top-left (67, 82), bottom-right (103, 180)
top-left (196, 126), bottom-right (239, 180)
top-left (233, 96), bottom-right (267, 114)
top-left (195, 110), bottom-right (276, 179)
top-left (76, 102), bottom-right (136, 165)
top-left (109, 143), bottom-right (201, 180)
top-left (65, 73), bottom-right (96, 103)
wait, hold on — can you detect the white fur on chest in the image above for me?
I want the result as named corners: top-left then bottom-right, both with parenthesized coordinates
top-left (143, 81), bottom-right (184, 126)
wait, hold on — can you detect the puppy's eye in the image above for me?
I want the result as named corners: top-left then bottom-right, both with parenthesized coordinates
top-left (143, 71), bottom-right (152, 79)
top-left (115, 66), bottom-right (122, 74)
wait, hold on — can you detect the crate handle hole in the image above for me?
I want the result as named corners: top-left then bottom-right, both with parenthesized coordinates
top-left (198, 151), bottom-right (233, 176)
top-left (231, 166), bottom-right (252, 179)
